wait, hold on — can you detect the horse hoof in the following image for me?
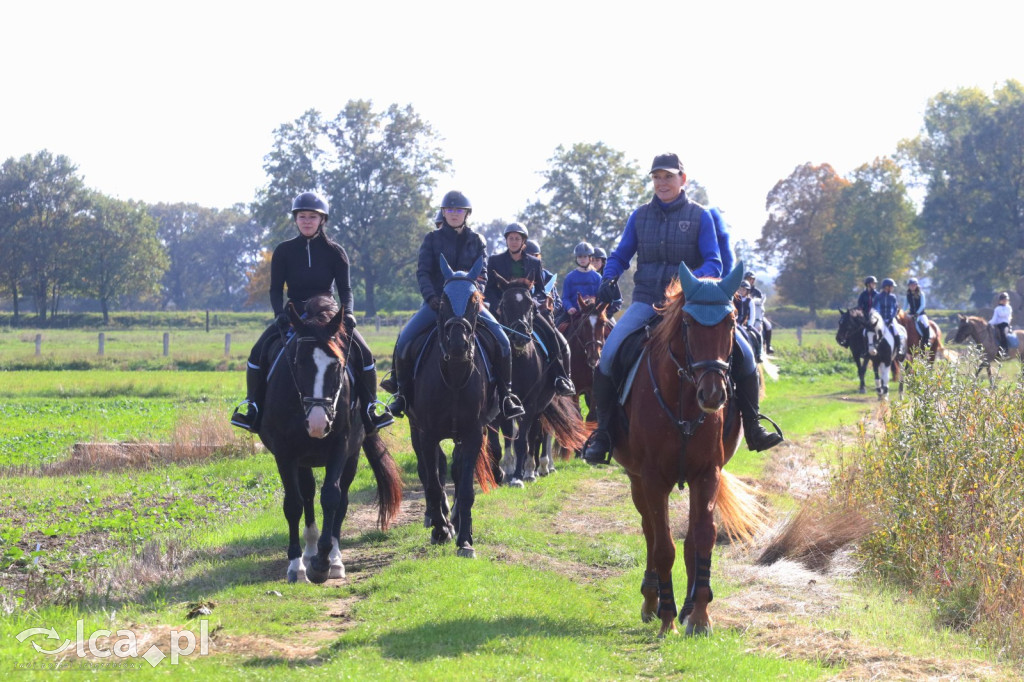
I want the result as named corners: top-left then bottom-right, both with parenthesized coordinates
top-left (431, 526), bottom-right (453, 545)
top-left (457, 546), bottom-right (476, 559)
top-left (507, 477), bottom-right (524, 488)
top-left (329, 563), bottom-right (345, 580)
top-left (858, 387), bottom-right (866, 394)
top-left (287, 570), bottom-right (299, 584)
top-left (684, 618), bottom-right (712, 637)
top-left (641, 608), bottom-right (656, 624)
top-left (523, 474), bottom-right (536, 483)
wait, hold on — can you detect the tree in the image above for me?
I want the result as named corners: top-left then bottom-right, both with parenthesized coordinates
top-left (827, 158), bottom-right (920, 303)
top-left (521, 142), bottom-right (647, 270)
top-left (254, 101), bottom-right (450, 316)
top-left (74, 193), bottom-right (168, 324)
top-left (152, 203), bottom-right (263, 310)
top-left (0, 151), bottom-right (87, 320)
top-left (901, 80), bottom-right (1024, 306)
top-left (757, 163), bottom-right (849, 315)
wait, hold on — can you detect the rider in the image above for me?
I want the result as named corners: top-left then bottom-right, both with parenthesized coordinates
top-left (858, 276), bottom-right (878, 319)
top-left (905, 277), bottom-right (930, 349)
top-left (990, 291), bottom-right (1012, 356)
top-left (873, 278), bottom-right (903, 357)
top-left (589, 246), bottom-right (622, 316)
top-left (744, 271), bottom-right (774, 354)
top-left (381, 191), bottom-right (525, 419)
top-left (483, 222), bottom-right (575, 396)
top-left (560, 241), bottom-right (603, 322)
top-left (583, 152), bottom-right (783, 463)
top-left (231, 191), bottom-right (393, 434)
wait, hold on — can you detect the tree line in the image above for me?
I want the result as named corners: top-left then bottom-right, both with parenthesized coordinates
top-left (2, 82), bottom-right (1021, 322)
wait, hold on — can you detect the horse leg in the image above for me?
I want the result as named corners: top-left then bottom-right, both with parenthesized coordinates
top-left (879, 364), bottom-right (890, 401)
top-left (418, 432), bottom-right (454, 545)
top-left (307, 452), bottom-right (350, 584)
top-left (328, 451), bottom-right (359, 580)
top-left (298, 467), bottom-right (319, 574)
top-left (275, 460), bottom-right (308, 583)
top-left (486, 427), bottom-right (504, 486)
top-left (681, 469), bottom-right (720, 637)
top-left (873, 363), bottom-right (882, 399)
top-left (856, 357), bottom-right (867, 393)
top-left (453, 430), bottom-right (483, 558)
top-left (627, 474), bottom-right (661, 627)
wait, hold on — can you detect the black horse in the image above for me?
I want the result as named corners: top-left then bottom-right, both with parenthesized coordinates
top-left (406, 256), bottom-right (497, 558)
top-left (836, 308), bottom-right (870, 394)
top-left (259, 296), bottom-right (402, 583)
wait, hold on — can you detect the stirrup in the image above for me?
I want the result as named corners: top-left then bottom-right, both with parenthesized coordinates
top-left (745, 413), bottom-right (784, 451)
top-left (367, 401), bottom-right (394, 430)
top-left (230, 400), bottom-right (258, 432)
top-left (582, 431), bottom-right (612, 465)
top-left (379, 369), bottom-right (398, 394)
top-left (387, 393), bottom-right (407, 418)
top-left (554, 376), bottom-right (576, 396)
top-left (502, 395), bottom-right (525, 419)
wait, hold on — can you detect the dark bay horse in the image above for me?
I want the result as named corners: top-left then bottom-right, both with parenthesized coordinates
top-left (836, 308), bottom-right (870, 393)
top-left (259, 296), bottom-right (402, 583)
top-left (492, 275), bottom-right (588, 485)
top-left (613, 261), bottom-right (769, 637)
top-left (562, 295), bottom-right (611, 423)
top-left (952, 314), bottom-right (1024, 386)
top-left (406, 256), bottom-right (497, 558)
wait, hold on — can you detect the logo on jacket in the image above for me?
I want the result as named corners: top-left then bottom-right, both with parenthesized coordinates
top-left (677, 220), bottom-right (691, 233)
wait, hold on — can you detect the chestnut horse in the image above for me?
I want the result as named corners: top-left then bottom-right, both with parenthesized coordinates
top-left (613, 261), bottom-right (769, 637)
top-left (896, 310), bottom-right (944, 365)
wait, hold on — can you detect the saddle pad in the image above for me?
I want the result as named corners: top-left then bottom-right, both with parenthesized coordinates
top-left (618, 348), bottom-right (646, 406)
top-left (1008, 332), bottom-right (1019, 349)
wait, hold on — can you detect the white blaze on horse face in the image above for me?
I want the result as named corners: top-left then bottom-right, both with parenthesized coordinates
top-left (306, 347), bottom-right (337, 438)
top-left (514, 291), bottom-right (524, 303)
top-left (589, 314), bottom-right (597, 329)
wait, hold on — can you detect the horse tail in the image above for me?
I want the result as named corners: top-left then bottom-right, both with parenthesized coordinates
top-left (541, 395), bottom-right (592, 456)
top-left (716, 470), bottom-right (771, 544)
top-left (361, 432), bottom-right (403, 531)
top-left (474, 433), bottom-right (497, 493)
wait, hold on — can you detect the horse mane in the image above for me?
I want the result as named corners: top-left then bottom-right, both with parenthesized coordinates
top-left (302, 295), bottom-right (347, 360)
top-left (504, 277), bottom-right (534, 290)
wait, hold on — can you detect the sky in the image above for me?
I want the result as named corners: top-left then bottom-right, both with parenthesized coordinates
top-left (2, 0), bottom-right (1023, 246)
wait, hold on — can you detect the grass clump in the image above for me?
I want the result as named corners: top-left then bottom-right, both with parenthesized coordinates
top-left (837, 351), bottom-right (1024, 659)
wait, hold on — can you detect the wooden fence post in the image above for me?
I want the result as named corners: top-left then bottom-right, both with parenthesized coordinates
top-left (98, 332), bottom-right (105, 356)
top-left (35, 333), bottom-right (42, 356)
top-left (163, 332), bottom-right (170, 357)
top-left (375, 315), bottom-right (381, 332)
top-left (796, 326), bottom-right (803, 347)
top-left (224, 333), bottom-right (231, 356)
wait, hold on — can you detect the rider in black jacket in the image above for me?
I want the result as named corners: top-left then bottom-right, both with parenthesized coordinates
top-left (231, 191), bottom-right (393, 434)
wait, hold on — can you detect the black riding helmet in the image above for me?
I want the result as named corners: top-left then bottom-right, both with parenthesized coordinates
top-left (503, 222), bottom-right (528, 239)
top-left (524, 239), bottom-right (541, 257)
top-left (441, 190), bottom-right (472, 213)
top-left (291, 191), bottom-right (329, 220)
top-left (864, 276), bottom-right (877, 286)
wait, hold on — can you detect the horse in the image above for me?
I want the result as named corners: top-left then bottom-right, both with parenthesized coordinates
top-left (612, 261), bottom-right (769, 637)
top-left (491, 275), bottom-right (589, 486)
top-left (897, 310), bottom-right (944, 365)
top-left (951, 314), bottom-right (1024, 386)
top-left (863, 308), bottom-right (904, 400)
top-left (259, 296), bottom-right (402, 583)
top-left (835, 308), bottom-right (871, 393)
top-left (405, 255), bottom-right (498, 558)
top-left (562, 294), bottom-right (611, 423)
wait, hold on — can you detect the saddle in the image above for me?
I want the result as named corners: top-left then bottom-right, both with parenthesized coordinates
top-left (406, 322), bottom-right (498, 391)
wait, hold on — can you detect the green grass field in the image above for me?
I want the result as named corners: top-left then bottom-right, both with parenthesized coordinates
top-left (1, 327), bottom-right (1017, 679)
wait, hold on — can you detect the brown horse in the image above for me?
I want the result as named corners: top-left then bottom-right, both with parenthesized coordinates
top-left (952, 314), bottom-right (1024, 386)
top-left (613, 261), bottom-right (769, 637)
top-left (896, 311), bottom-right (944, 364)
top-left (560, 295), bottom-right (611, 421)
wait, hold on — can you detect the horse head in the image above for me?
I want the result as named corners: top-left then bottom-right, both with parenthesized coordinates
top-left (438, 254), bottom-right (483, 363)
top-left (863, 309), bottom-right (885, 356)
top-left (836, 308), bottom-right (852, 347)
top-left (286, 297), bottom-right (348, 439)
top-left (496, 275), bottom-right (536, 351)
top-left (670, 260), bottom-right (744, 412)
top-left (952, 313), bottom-right (972, 344)
top-left (573, 295), bottom-right (608, 369)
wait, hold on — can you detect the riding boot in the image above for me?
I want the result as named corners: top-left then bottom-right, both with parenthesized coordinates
top-left (356, 364), bottom-right (394, 433)
top-left (498, 353), bottom-right (526, 419)
top-left (736, 371), bottom-right (783, 452)
top-left (582, 371), bottom-right (616, 465)
top-left (553, 356), bottom-right (576, 396)
top-left (379, 349), bottom-right (398, 394)
top-left (230, 365), bottom-right (265, 432)
top-left (386, 353), bottom-right (409, 418)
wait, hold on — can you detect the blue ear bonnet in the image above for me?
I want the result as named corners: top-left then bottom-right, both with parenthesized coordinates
top-left (678, 260), bottom-right (746, 326)
top-left (544, 273), bottom-right (557, 296)
top-left (440, 255), bottom-right (484, 317)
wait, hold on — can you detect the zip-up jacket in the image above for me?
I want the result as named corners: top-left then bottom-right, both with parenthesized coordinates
top-left (269, 230), bottom-right (352, 317)
top-left (417, 223), bottom-right (488, 302)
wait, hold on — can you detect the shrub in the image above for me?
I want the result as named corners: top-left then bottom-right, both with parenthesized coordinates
top-left (835, 351), bottom-right (1024, 657)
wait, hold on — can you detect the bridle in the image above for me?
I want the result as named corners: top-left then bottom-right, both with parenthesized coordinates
top-left (497, 284), bottom-right (535, 349)
top-left (285, 335), bottom-right (344, 434)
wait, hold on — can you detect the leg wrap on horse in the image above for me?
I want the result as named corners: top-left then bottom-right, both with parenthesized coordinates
top-left (641, 569), bottom-right (659, 595)
top-left (694, 555), bottom-right (713, 603)
top-left (658, 578), bottom-right (678, 619)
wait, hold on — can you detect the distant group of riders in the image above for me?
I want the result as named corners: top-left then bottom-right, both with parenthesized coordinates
top-left (232, 152), bottom-right (791, 465)
top-left (856, 275), bottom-right (1014, 357)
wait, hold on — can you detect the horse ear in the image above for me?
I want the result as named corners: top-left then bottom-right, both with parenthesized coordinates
top-left (287, 301), bottom-right (303, 328)
top-left (677, 260), bottom-right (701, 298)
top-left (468, 255), bottom-right (484, 282)
top-left (717, 260), bottom-right (745, 299)
top-left (326, 308), bottom-right (345, 338)
top-left (494, 272), bottom-right (509, 290)
top-left (576, 292), bottom-right (585, 310)
top-left (440, 254), bottom-right (454, 281)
